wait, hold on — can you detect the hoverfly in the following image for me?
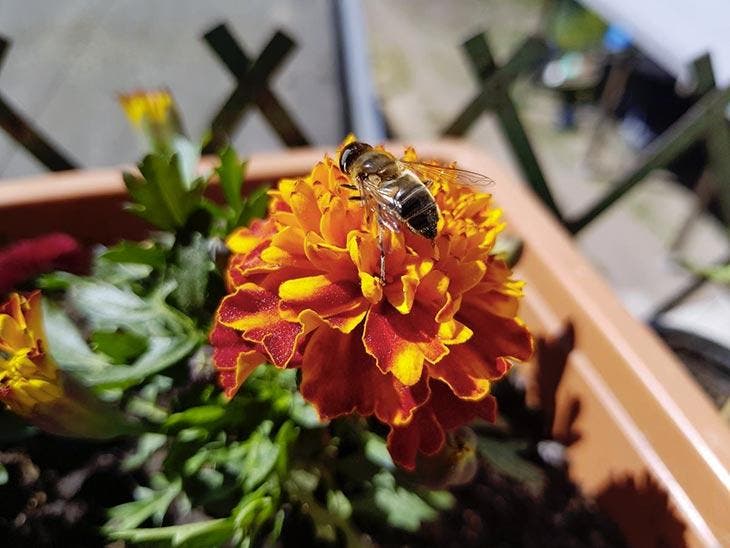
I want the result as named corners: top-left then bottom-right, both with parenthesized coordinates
top-left (338, 141), bottom-right (494, 283)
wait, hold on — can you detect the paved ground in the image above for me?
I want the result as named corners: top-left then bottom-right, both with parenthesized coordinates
top-left (0, 0), bottom-right (343, 177)
top-left (0, 1), bottom-right (727, 350)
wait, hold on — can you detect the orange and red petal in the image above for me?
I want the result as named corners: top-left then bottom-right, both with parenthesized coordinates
top-left (387, 379), bottom-right (497, 469)
top-left (299, 325), bottom-right (429, 426)
top-left (209, 322), bottom-right (265, 397)
top-left (428, 340), bottom-right (505, 400)
top-left (217, 284), bottom-right (302, 367)
top-left (387, 406), bottom-right (444, 470)
top-left (303, 232), bottom-right (356, 278)
top-left (363, 300), bottom-right (448, 386)
top-left (457, 298), bottom-right (534, 363)
top-left (279, 275), bottom-right (369, 333)
top-left (226, 219), bottom-right (276, 255)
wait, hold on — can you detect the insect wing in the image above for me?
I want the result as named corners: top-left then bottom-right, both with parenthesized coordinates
top-left (401, 160), bottom-right (495, 191)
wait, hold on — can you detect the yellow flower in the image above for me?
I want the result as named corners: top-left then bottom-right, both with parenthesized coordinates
top-left (210, 140), bottom-right (533, 469)
top-left (0, 292), bottom-right (136, 438)
top-left (118, 89), bottom-right (182, 151)
top-left (0, 292), bottom-right (61, 416)
top-left (118, 89), bottom-right (174, 128)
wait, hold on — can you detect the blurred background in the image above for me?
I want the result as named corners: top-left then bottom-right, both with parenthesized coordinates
top-left (0, 0), bottom-right (728, 410)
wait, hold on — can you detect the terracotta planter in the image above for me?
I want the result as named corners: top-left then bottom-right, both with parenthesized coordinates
top-left (1, 141), bottom-right (728, 547)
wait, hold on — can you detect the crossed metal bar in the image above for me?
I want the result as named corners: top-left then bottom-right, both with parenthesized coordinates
top-left (202, 23), bottom-right (309, 154)
top-left (443, 32), bottom-right (561, 220)
top-left (564, 54), bottom-right (730, 234)
top-left (0, 36), bottom-right (78, 171)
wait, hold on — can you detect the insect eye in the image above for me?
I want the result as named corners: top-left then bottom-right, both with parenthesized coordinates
top-left (339, 142), bottom-right (372, 174)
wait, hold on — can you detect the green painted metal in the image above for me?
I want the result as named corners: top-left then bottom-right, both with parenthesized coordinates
top-left (566, 86), bottom-right (730, 234)
top-left (444, 33), bottom-right (563, 220)
top-left (203, 24), bottom-right (309, 154)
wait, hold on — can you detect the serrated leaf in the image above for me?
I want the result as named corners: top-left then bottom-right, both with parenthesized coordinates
top-left (216, 146), bottom-right (245, 213)
top-left (289, 392), bottom-right (321, 428)
top-left (67, 279), bottom-right (185, 337)
top-left (374, 485), bottom-right (437, 532)
top-left (171, 135), bottom-right (202, 189)
top-left (43, 300), bottom-right (110, 376)
top-left (327, 490), bottom-right (352, 520)
top-left (36, 271), bottom-right (75, 291)
top-left (102, 241), bottom-right (166, 268)
top-left (169, 232), bottom-right (213, 314)
top-left (478, 437), bottom-right (545, 493)
top-left (243, 434), bottom-right (279, 491)
top-left (123, 433), bottom-right (167, 471)
top-left (164, 405), bottom-right (225, 431)
top-left (124, 151), bottom-right (205, 230)
top-left (44, 289), bottom-right (198, 390)
top-left (92, 256), bottom-right (152, 285)
top-left (104, 478), bottom-right (182, 532)
top-left (108, 517), bottom-right (233, 547)
top-left (91, 329), bottom-right (148, 364)
top-left (365, 436), bottom-right (394, 469)
top-left (238, 185), bottom-right (269, 227)
top-left (92, 334), bottom-right (198, 389)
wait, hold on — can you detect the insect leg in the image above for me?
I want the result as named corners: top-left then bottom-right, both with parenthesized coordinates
top-left (377, 222), bottom-right (386, 283)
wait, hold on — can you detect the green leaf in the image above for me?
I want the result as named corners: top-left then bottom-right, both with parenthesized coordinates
top-left (102, 241), bottom-right (166, 269)
top-left (216, 146), bottom-right (245, 214)
top-left (0, 463), bottom-right (7, 486)
top-left (67, 278), bottom-right (191, 337)
top-left (365, 435), bottom-right (394, 469)
top-left (123, 433), bottom-right (168, 471)
top-left (164, 405), bottom-right (225, 431)
top-left (327, 490), bottom-right (352, 520)
top-left (36, 271), bottom-right (75, 291)
top-left (108, 517), bottom-right (233, 547)
top-left (171, 135), bottom-right (202, 189)
top-left (93, 334), bottom-right (198, 389)
top-left (43, 300), bottom-right (110, 377)
top-left (92, 256), bottom-right (152, 285)
top-left (91, 330), bottom-right (148, 364)
top-left (104, 477), bottom-right (182, 532)
top-left (168, 232), bottom-right (213, 314)
top-left (242, 431), bottom-right (279, 491)
top-left (238, 185), bottom-right (269, 227)
top-left (44, 285), bottom-right (198, 390)
top-left (478, 437), bottom-right (545, 493)
top-left (289, 394), bottom-right (321, 428)
top-left (373, 472), bottom-right (437, 532)
top-left (124, 152), bottom-right (206, 230)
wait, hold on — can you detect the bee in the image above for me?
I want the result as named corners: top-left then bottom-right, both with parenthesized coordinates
top-left (338, 141), bottom-right (494, 282)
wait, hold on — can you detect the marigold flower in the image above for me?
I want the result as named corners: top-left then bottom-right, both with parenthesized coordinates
top-left (0, 292), bottom-right (135, 438)
top-left (210, 141), bottom-right (533, 468)
top-left (118, 89), bottom-right (182, 151)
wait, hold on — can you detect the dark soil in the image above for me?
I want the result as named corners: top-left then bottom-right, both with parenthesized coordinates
top-left (365, 460), bottom-right (626, 548)
top-left (0, 434), bottom-right (135, 548)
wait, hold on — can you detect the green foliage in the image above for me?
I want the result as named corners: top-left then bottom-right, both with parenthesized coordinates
top-left (124, 150), bottom-right (206, 231)
top-left (167, 231), bottom-right (215, 316)
top-left (213, 146), bottom-right (269, 234)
